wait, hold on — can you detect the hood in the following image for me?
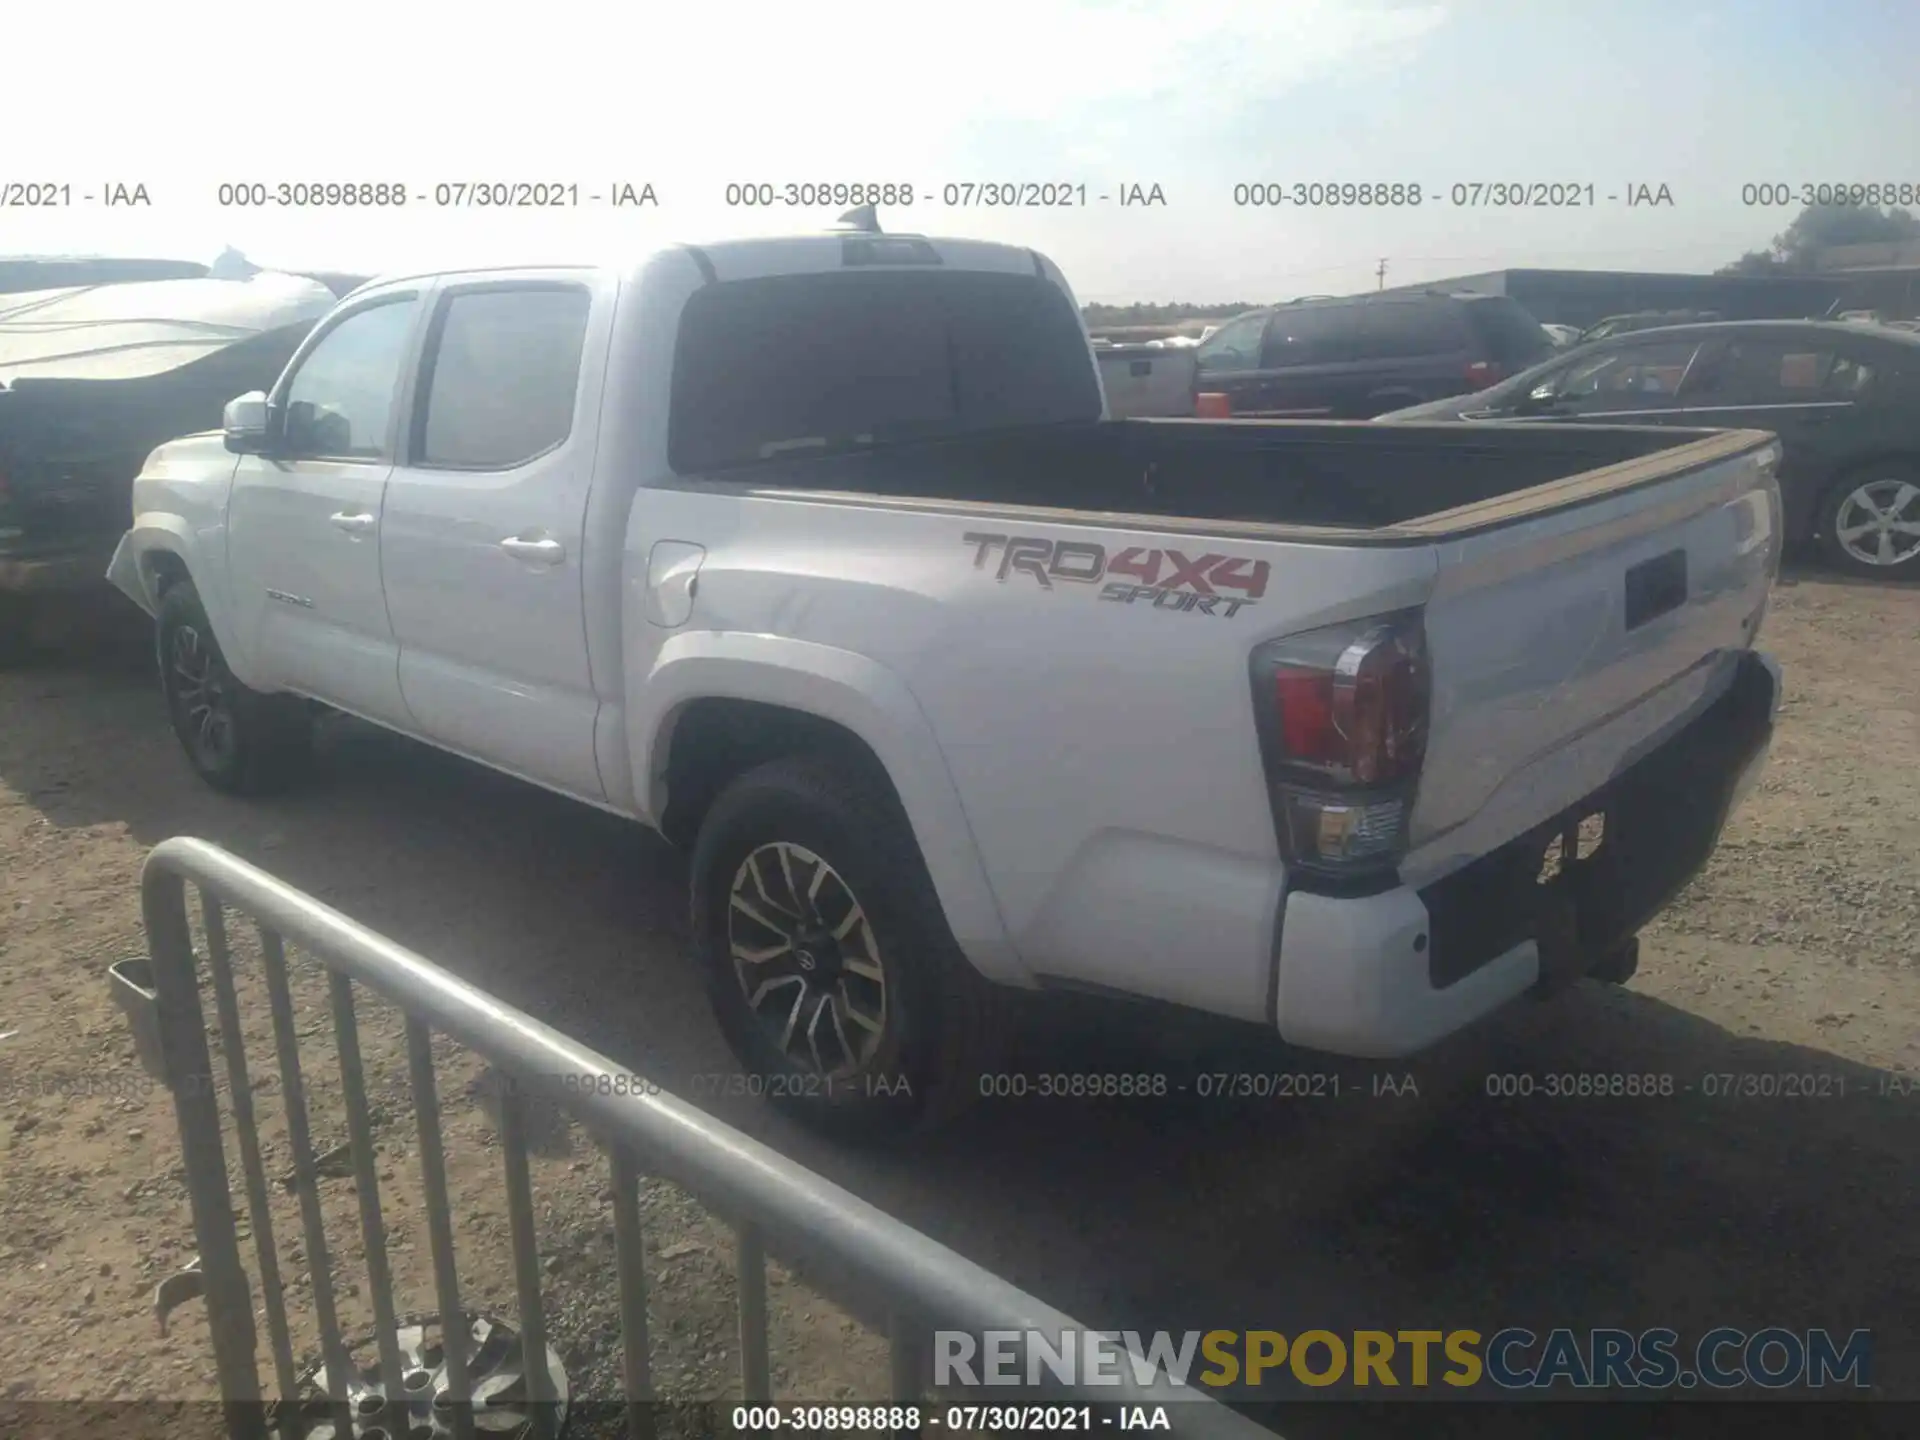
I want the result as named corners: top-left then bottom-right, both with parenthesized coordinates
top-left (0, 271), bottom-right (337, 385)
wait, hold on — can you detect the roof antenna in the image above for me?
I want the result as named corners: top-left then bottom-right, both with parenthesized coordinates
top-left (833, 203), bottom-right (882, 234)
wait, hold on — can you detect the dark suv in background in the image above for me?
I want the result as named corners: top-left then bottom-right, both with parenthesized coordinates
top-left (1191, 290), bottom-right (1556, 419)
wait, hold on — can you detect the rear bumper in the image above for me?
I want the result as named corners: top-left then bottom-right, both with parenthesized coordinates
top-left (1272, 649), bottom-right (1780, 1058)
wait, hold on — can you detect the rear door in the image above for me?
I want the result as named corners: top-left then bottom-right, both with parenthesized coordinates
top-left (1676, 333), bottom-right (1873, 541)
top-left (379, 275), bottom-right (608, 799)
top-left (225, 289), bottom-right (424, 722)
top-left (1348, 299), bottom-right (1474, 414)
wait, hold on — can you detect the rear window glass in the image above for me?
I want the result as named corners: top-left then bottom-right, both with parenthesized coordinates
top-left (668, 269), bottom-right (1101, 472)
top-left (1461, 299), bottom-right (1555, 365)
top-left (419, 286), bottom-right (591, 469)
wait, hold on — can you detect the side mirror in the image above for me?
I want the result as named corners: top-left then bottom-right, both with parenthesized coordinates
top-left (222, 392), bottom-right (272, 454)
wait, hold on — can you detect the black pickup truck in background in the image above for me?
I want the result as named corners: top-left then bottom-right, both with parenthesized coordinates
top-left (0, 263), bottom-right (363, 662)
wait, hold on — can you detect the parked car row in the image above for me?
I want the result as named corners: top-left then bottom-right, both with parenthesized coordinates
top-left (1175, 284), bottom-right (1918, 579)
top-left (1375, 319), bottom-right (1920, 578)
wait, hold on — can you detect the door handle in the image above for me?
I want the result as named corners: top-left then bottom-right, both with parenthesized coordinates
top-left (499, 535), bottom-right (566, 564)
top-left (328, 510), bottom-right (377, 536)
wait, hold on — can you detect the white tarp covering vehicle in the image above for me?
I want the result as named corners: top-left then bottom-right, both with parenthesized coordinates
top-left (1, 268), bottom-right (344, 660)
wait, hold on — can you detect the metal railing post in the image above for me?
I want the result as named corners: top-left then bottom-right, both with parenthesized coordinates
top-left (499, 1089), bottom-right (557, 1439)
top-left (609, 1143), bottom-right (655, 1440)
top-left (200, 888), bottom-right (302, 1437)
top-left (737, 1221), bottom-right (773, 1403)
top-left (407, 1018), bottom-right (477, 1440)
top-left (257, 927), bottom-right (355, 1440)
top-left (141, 864), bottom-right (265, 1440)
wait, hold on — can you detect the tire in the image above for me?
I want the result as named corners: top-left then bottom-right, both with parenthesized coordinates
top-left (1816, 464), bottom-right (1920, 580)
top-left (156, 582), bottom-right (313, 794)
top-left (689, 755), bottom-right (1014, 1142)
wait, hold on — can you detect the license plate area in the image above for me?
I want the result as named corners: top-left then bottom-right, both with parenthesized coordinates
top-left (1420, 652), bottom-right (1775, 990)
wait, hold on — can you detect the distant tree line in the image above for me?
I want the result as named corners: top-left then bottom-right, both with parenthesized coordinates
top-left (1717, 203), bottom-right (1918, 275)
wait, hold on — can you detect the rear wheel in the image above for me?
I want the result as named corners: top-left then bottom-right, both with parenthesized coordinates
top-left (690, 755), bottom-right (1013, 1142)
top-left (157, 582), bottom-right (312, 794)
top-left (1818, 466), bottom-right (1920, 579)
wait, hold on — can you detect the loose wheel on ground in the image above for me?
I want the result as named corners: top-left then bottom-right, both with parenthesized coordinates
top-left (689, 754), bottom-right (1014, 1141)
top-left (156, 581), bottom-right (313, 794)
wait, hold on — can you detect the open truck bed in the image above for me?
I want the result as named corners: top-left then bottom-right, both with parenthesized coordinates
top-left (714, 415), bottom-right (1766, 539)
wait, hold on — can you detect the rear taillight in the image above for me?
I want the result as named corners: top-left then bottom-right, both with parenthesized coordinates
top-left (1195, 391), bottom-right (1233, 418)
top-left (1464, 360), bottom-right (1503, 389)
top-left (1249, 610), bottom-right (1430, 884)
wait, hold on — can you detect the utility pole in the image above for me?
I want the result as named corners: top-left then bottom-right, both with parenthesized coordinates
top-left (1376, 257), bottom-right (1388, 291)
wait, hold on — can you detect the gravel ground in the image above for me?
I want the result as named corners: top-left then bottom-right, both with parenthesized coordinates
top-left (1, 566), bottom-right (1915, 1437)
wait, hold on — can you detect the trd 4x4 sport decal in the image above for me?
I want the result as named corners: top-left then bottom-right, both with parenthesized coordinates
top-left (962, 532), bottom-right (1269, 618)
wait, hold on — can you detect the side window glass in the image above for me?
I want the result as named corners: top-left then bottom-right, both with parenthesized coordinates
top-left (1195, 313), bottom-right (1270, 373)
top-left (1262, 306), bottom-right (1351, 367)
top-left (418, 287), bottom-right (593, 468)
top-left (1695, 341), bottom-right (1847, 405)
top-left (1555, 340), bottom-right (1701, 400)
top-left (280, 298), bottom-right (419, 460)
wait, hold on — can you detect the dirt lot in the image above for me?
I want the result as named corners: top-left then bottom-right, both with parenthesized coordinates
top-left (1, 568), bottom-right (1916, 1433)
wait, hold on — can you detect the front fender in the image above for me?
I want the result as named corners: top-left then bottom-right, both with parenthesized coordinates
top-left (630, 630), bottom-right (1029, 987)
top-left (111, 517), bottom-right (262, 689)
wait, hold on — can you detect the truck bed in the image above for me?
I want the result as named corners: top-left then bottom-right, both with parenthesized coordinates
top-left (720, 418), bottom-right (1751, 536)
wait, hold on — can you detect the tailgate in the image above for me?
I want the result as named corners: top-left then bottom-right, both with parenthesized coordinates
top-left (1402, 427), bottom-right (1781, 884)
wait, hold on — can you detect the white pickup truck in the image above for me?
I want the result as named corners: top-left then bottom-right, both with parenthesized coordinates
top-left (109, 226), bottom-right (1784, 1139)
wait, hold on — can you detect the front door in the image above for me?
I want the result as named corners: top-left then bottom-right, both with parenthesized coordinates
top-left (1247, 304), bottom-right (1355, 416)
top-left (1515, 334), bottom-right (1722, 423)
top-left (379, 277), bottom-right (606, 800)
top-left (1192, 311), bottom-right (1279, 414)
top-left (225, 290), bottom-right (424, 723)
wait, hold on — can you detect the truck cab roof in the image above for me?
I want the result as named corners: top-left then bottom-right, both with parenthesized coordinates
top-left (348, 232), bottom-right (1058, 300)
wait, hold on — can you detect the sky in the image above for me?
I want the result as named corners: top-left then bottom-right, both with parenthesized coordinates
top-left (6, 0), bottom-right (1917, 304)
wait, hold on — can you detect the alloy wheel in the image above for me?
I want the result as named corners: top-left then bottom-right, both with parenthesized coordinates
top-left (1833, 478), bottom-right (1920, 569)
top-left (168, 624), bottom-right (238, 770)
top-left (727, 841), bottom-right (888, 1078)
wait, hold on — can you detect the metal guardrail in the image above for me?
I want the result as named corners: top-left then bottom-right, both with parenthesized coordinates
top-left (125, 836), bottom-right (1276, 1440)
